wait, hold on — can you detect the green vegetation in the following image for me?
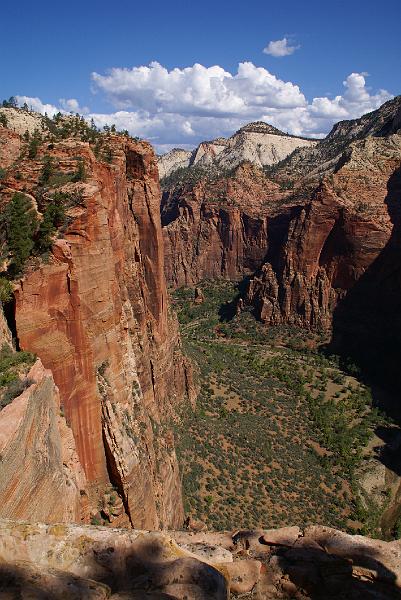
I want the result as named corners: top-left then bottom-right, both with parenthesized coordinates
top-left (0, 113), bottom-right (7, 128)
top-left (0, 344), bottom-right (35, 410)
top-left (28, 130), bottom-right (42, 159)
top-left (39, 156), bottom-right (55, 185)
top-left (172, 281), bottom-right (391, 536)
top-left (394, 516), bottom-right (401, 539)
top-left (160, 164), bottom-right (235, 190)
top-left (36, 195), bottom-right (66, 253)
top-left (2, 193), bottom-right (37, 275)
top-left (1, 187), bottom-right (83, 273)
top-left (0, 278), bottom-right (13, 303)
top-left (2, 97), bottom-right (18, 109)
top-left (72, 158), bottom-right (86, 182)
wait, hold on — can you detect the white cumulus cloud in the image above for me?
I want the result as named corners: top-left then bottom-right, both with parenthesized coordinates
top-left (91, 61), bottom-right (306, 115)
top-left (16, 64), bottom-right (393, 152)
top-left (59, 98), bottom-right (90, 114)
top-left (310, 73), bottom-right (390, 120)
top-left (263, 38), bottom-right (300, 57)
top-left (16, 96), bottom-right (60, 117)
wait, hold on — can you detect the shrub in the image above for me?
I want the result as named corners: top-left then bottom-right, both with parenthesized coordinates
top-left (0, 377), bottom-right (33, 409)
top-left (72, 159), bottom-right (86, 182)
top-left (39, 156), bottom-right (54, 185)
top-left (0, 278), bottom-right (13, 303)
top-left (28, 130), bottom-right (42, 159)
top-left (36, 198), bottom-right (66, 253)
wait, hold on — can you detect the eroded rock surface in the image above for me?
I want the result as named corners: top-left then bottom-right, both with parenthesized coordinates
top-left (161, 96), bottom-right (401, 345)
top-left (158, 121), bottom-right (317, 179)
top-left (162, 162), bottom-right (282, 287)
top-left (1, 519), bottom-right (401, 599)
top-left (0, 122), bottom-right (194, 528)
top-left (0, 360), bottom-right (87, 523)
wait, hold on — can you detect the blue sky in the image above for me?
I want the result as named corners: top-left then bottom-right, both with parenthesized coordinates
top-left (1, 0), bottom-right (400, 151)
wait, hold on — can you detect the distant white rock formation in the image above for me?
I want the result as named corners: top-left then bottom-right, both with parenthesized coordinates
top-left (158, 121), bottom-right (317, 179)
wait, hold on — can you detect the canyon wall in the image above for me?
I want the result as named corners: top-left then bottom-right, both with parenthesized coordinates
top-left (0, 125), bottom-right (193, 528)
top-left (246, 135), bottom-right (401, 329)
top-left (162, 162), bottom-right (284, 287)
top-left (0, 360), bottom-right (87, 523)
top-left (162, 99), bottom-right (401, 346)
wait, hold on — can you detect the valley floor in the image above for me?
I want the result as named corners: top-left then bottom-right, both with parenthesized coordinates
top-left (171, 281), bottom-right (400, 538)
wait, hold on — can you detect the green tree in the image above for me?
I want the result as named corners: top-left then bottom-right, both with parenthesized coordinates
top-left (2, 97), bottom-right (17, 108)
top-left (0, 113), bottom-right (7, 127)
top-left (36, 197), bottom-right (66, 253)
top-left (39, 156), bottom-right (54, 185)
top-left (3, 193), bottom-right (37, 275)
top-left (28, 130), bottom-right (42, 159)
top-left (72, 158), bottom-right (86, 182)
top-left (104, 147), bottom-right (113, 163)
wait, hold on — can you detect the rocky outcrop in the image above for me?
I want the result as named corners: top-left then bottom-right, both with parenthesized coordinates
top-left (0, 124), bottom-right (193, 528)
top-left (1, 518), bottom-right (401, 599)
top-left (246, 133), bottom-right (401, 328)
top-left (161, 96), bottom-right (401, 354)
top-left (0, 127), bottom-right (23, 170)
top-left (158, 121), bottom-right (317, 179)
top-left (158, 148), bottom-right (192, 180)
top-left (0, 107), bottom-right (44, 136)
top-left (0, 360), bottom-right (87, 523)
top-left (330, 161), bottom-right (401, 394)
top-left (162, 162), bottom-right (286, 287)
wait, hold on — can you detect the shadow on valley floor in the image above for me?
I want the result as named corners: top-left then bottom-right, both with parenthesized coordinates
top-left (218, 275), bottom-right (253, 322)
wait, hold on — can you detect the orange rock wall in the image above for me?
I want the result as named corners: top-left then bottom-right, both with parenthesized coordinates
top-left (162, 163), bottom-right (281, 287)
top-left (11, 137), bottom-right (190, 528)
top-left (246, 136), bottom-right (401, 328)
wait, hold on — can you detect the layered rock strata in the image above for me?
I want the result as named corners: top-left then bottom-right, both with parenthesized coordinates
top-left (0, 125), bottom-right (193, 528)
top-left (158, 121), bottom-right (317, 179)
top-left (162, 97), bottom-right (401, 343)
top-left (246, 134), bottom-right (401, 328)
top-left (0, 360), bottom-right (87, 523)
top-left (162, 162), bottom-right (284, 287)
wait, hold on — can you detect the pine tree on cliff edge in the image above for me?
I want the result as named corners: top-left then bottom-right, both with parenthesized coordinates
top-left (3, 193), bottom-right (37, 276)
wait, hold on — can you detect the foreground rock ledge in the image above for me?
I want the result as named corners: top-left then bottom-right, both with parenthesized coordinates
top-left (0, 520), bottom-right (400, 599)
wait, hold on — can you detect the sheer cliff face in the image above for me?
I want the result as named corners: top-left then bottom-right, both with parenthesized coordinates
top-left (162, 98), bottom-right (401, 337)
top-left (162, 162), bottom-right (284, 287)
top-left (246, 135), bottom-right (401, 328)
top-left (1, 130), bottom-right (191, 528)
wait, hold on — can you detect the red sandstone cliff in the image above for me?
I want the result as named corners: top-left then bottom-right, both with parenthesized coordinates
top-left (0, 122), bottom-right (193, 528)
top-left (162, 98), bottom-right (401, 339)
top-left (246, 135), bottom-right (401, 328)
top-left (162, 162), bottom-right (286, 287)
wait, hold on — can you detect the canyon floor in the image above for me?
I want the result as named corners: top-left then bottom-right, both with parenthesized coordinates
top-left (171, 281), bottom-right (401, 539)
